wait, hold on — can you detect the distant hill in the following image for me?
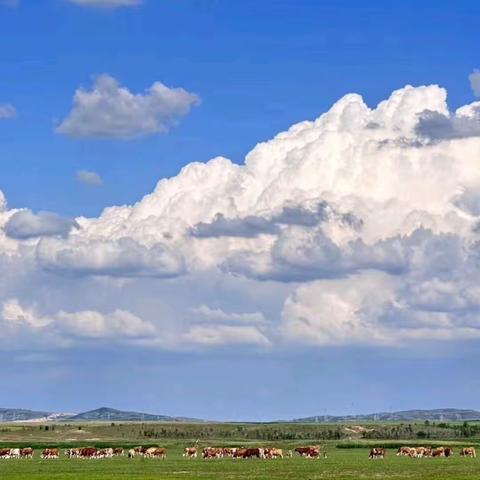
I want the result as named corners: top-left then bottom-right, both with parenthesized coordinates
top-left (290, 408), bottom-right (480, 423)
top-left (0, 406), bottom-right (202, 423)
top-left (2, 406), bottom-right (479, 424)
top-left (66, 407), bottom-right (203, 423)
top-left (0, 408), bottom-right (54, 422)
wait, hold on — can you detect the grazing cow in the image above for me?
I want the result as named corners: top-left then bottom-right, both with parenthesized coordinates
top-left (432, 447), bottom-right (446, 457)
top-left (133, 446), bottom-right (148, 456)
top-left (264, 448), bottom-right (283, 459)
top-left (41, 448), bottom-right (59, 459)
top-left (95, 448), bottom-right (113, 459)
top-left (233, 448), bottom-right (248, 459)
top-left (369, 447), bottom-right (386, 459)
top-left (295, 446), bottom-right (321, 459)
top-left (222, 447), bottom-right (236, 458)
top-left (243, 448), bottom-right (265, 459)
top-left (203, 447), bottom-right (223, 459)
top-left (397, 446), bottom-right (413, 457)
top-left (128, 449), bottom-right (136, 458)
top-left (285, 450), bottom-right (293, 458)
top-left (8, 448), bottom-right (20, 459)
top-left (20, 448), bottom-right (33, 459)
top-left (113, 448), bottom-right (124, 456)
top-left (145, 447), bottom-right (166, 459)
top-left (444, 447), bottom-right (453, 458)
top-left (0, 448), bottom-right (18, 459)
top-left (78, 447), bottom-right (98, 459)
top-left (183, 447), bottom-right (198, 458)
top-left (0, 448), bottom-right (12, 459)
top-left (460, 447), bottom-right (476, 458)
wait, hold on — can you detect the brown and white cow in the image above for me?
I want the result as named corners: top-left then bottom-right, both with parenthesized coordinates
top-left (233, 448), bottom-right (248, 459)
top-left (243, 448), bottom-right (265, 459)
top-left (41, 448), bottom-right (59, 459)
top-left (183, 447), bottom-right (197, 459)
top-left (145, 447), bottom-right (166, 459)
top-left (222, 447), bottom-right (236, 458)
top-left (113, 447), bottom-right (124, 456)
top-left (0, 448), bottom-right (13, 459)
top-left (203, 447), bottom-right (223, 459)
top-left (444, 447), bottom-right (453, 458)
top-left (397, 446), bottom-right (413, 457)
top-left (264, 448), bottom-right (283, 459)
top-left (20, 448), bottom-right (33, 459)
top-left (133, 446), bottom-right (148, 456)
top-left (295, 446), bottom-right (321, 459)
top-left (432, 447), bottom-right (453, 457)
top-left (460, 447), bottom-right (476, 458)
top-left (369, 447), bottom-right (386, 459)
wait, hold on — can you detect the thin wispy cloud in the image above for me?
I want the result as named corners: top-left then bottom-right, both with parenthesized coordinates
top-left (65, 0), bottom-right (143, 8)
top-left (1, 0), bottom-right (19, 7)
top-left (469, 69), bottom-right (480, 97)
top-left (0, 104), bottom-right (16, 119)
top-left (76, 170), bottom-right (103, 186)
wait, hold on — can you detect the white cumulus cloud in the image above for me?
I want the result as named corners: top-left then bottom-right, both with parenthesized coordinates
top-left (4, 210), bottom-right (79, 239)
top-left (56, 74), bottom-right (200, 139)
top-left (2, 83), bottom-right (480, 350)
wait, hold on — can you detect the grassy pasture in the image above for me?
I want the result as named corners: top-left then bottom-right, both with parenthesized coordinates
top-left (0, 445), bottom-right (479, 480)
top-left (0, 422), bottom-right (479, 479)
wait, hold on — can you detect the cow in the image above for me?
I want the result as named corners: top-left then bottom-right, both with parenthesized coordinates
top-left (7, 448), bottom-right (20, 459)
top-left (295, 446), bottom-right (321, 459)
top-left (233, 448), bottom-right (248, 459)
top-left (369, 447), bottom-right (386, 459)
top-left (100, 448), bottom-right (114, 458)
top-left (0, 448), bottom-right (12, 459)
top-left (432, 447), bottom-right (445, 457)
top-left (145, 447), bottom-right (166, 459)
top-left (203, 447), bottom-right (223, 459)
top-left (397, 446), bottom-right (413, 456)
top-left (222, 447), bottom-right (236, 458)
top-left (20, 448), bottom-right (33, 459)
top-left (242, 448), bottom-right (265, 459)
top-left (285, 450), bottom-right (293, 458)
top-left (128, 449), bottom-right (136, 458)
top-left (113, 448), bottom-right (124, 456)
top-left (264, 448), bottom-right (283, 459)
top-left (460, 447), bottom-right (476, 458)
top-left (444, 447), bottom-right (453, 458)
top-left (41, 448), bottom-right (59, 459)
top-left (133, 446), bottom-right (149, 456)
top-left (78, 447), bottom-right (98, 459)
top-left (183, 447), bottom-right (198, 458)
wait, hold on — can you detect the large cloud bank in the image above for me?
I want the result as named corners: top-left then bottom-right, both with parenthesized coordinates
top-left (2, 84), bottom-right (480, 351)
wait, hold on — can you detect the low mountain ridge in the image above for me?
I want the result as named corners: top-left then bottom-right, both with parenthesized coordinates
top-left (0, 408), bottom-right (54, 422)
top-left (290, 408), bottom-right (480, 423)
top-left (67, 407), bottom-right (202, 423)
top-left (1, 407), bottom-right (479, 423)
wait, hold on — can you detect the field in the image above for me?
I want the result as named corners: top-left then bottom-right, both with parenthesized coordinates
top-left (0, 423), bottom-right (479, 479)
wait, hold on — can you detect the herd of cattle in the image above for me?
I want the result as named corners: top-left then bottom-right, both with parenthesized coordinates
top-left (0, 445), bottom-right (322, 460)
top-left (0, 445), bottom-right (476, 460)
top-left (369, 446), bottom-right (477, 459)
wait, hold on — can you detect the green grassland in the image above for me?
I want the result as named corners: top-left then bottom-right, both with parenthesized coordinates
top-left (0, 422), bottom-right (479, 479)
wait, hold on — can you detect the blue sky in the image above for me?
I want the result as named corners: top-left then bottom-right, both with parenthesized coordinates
top-left (1, 0), bottom-right (480, 420)
top-left (1, 0), bottom-right (478, 216)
